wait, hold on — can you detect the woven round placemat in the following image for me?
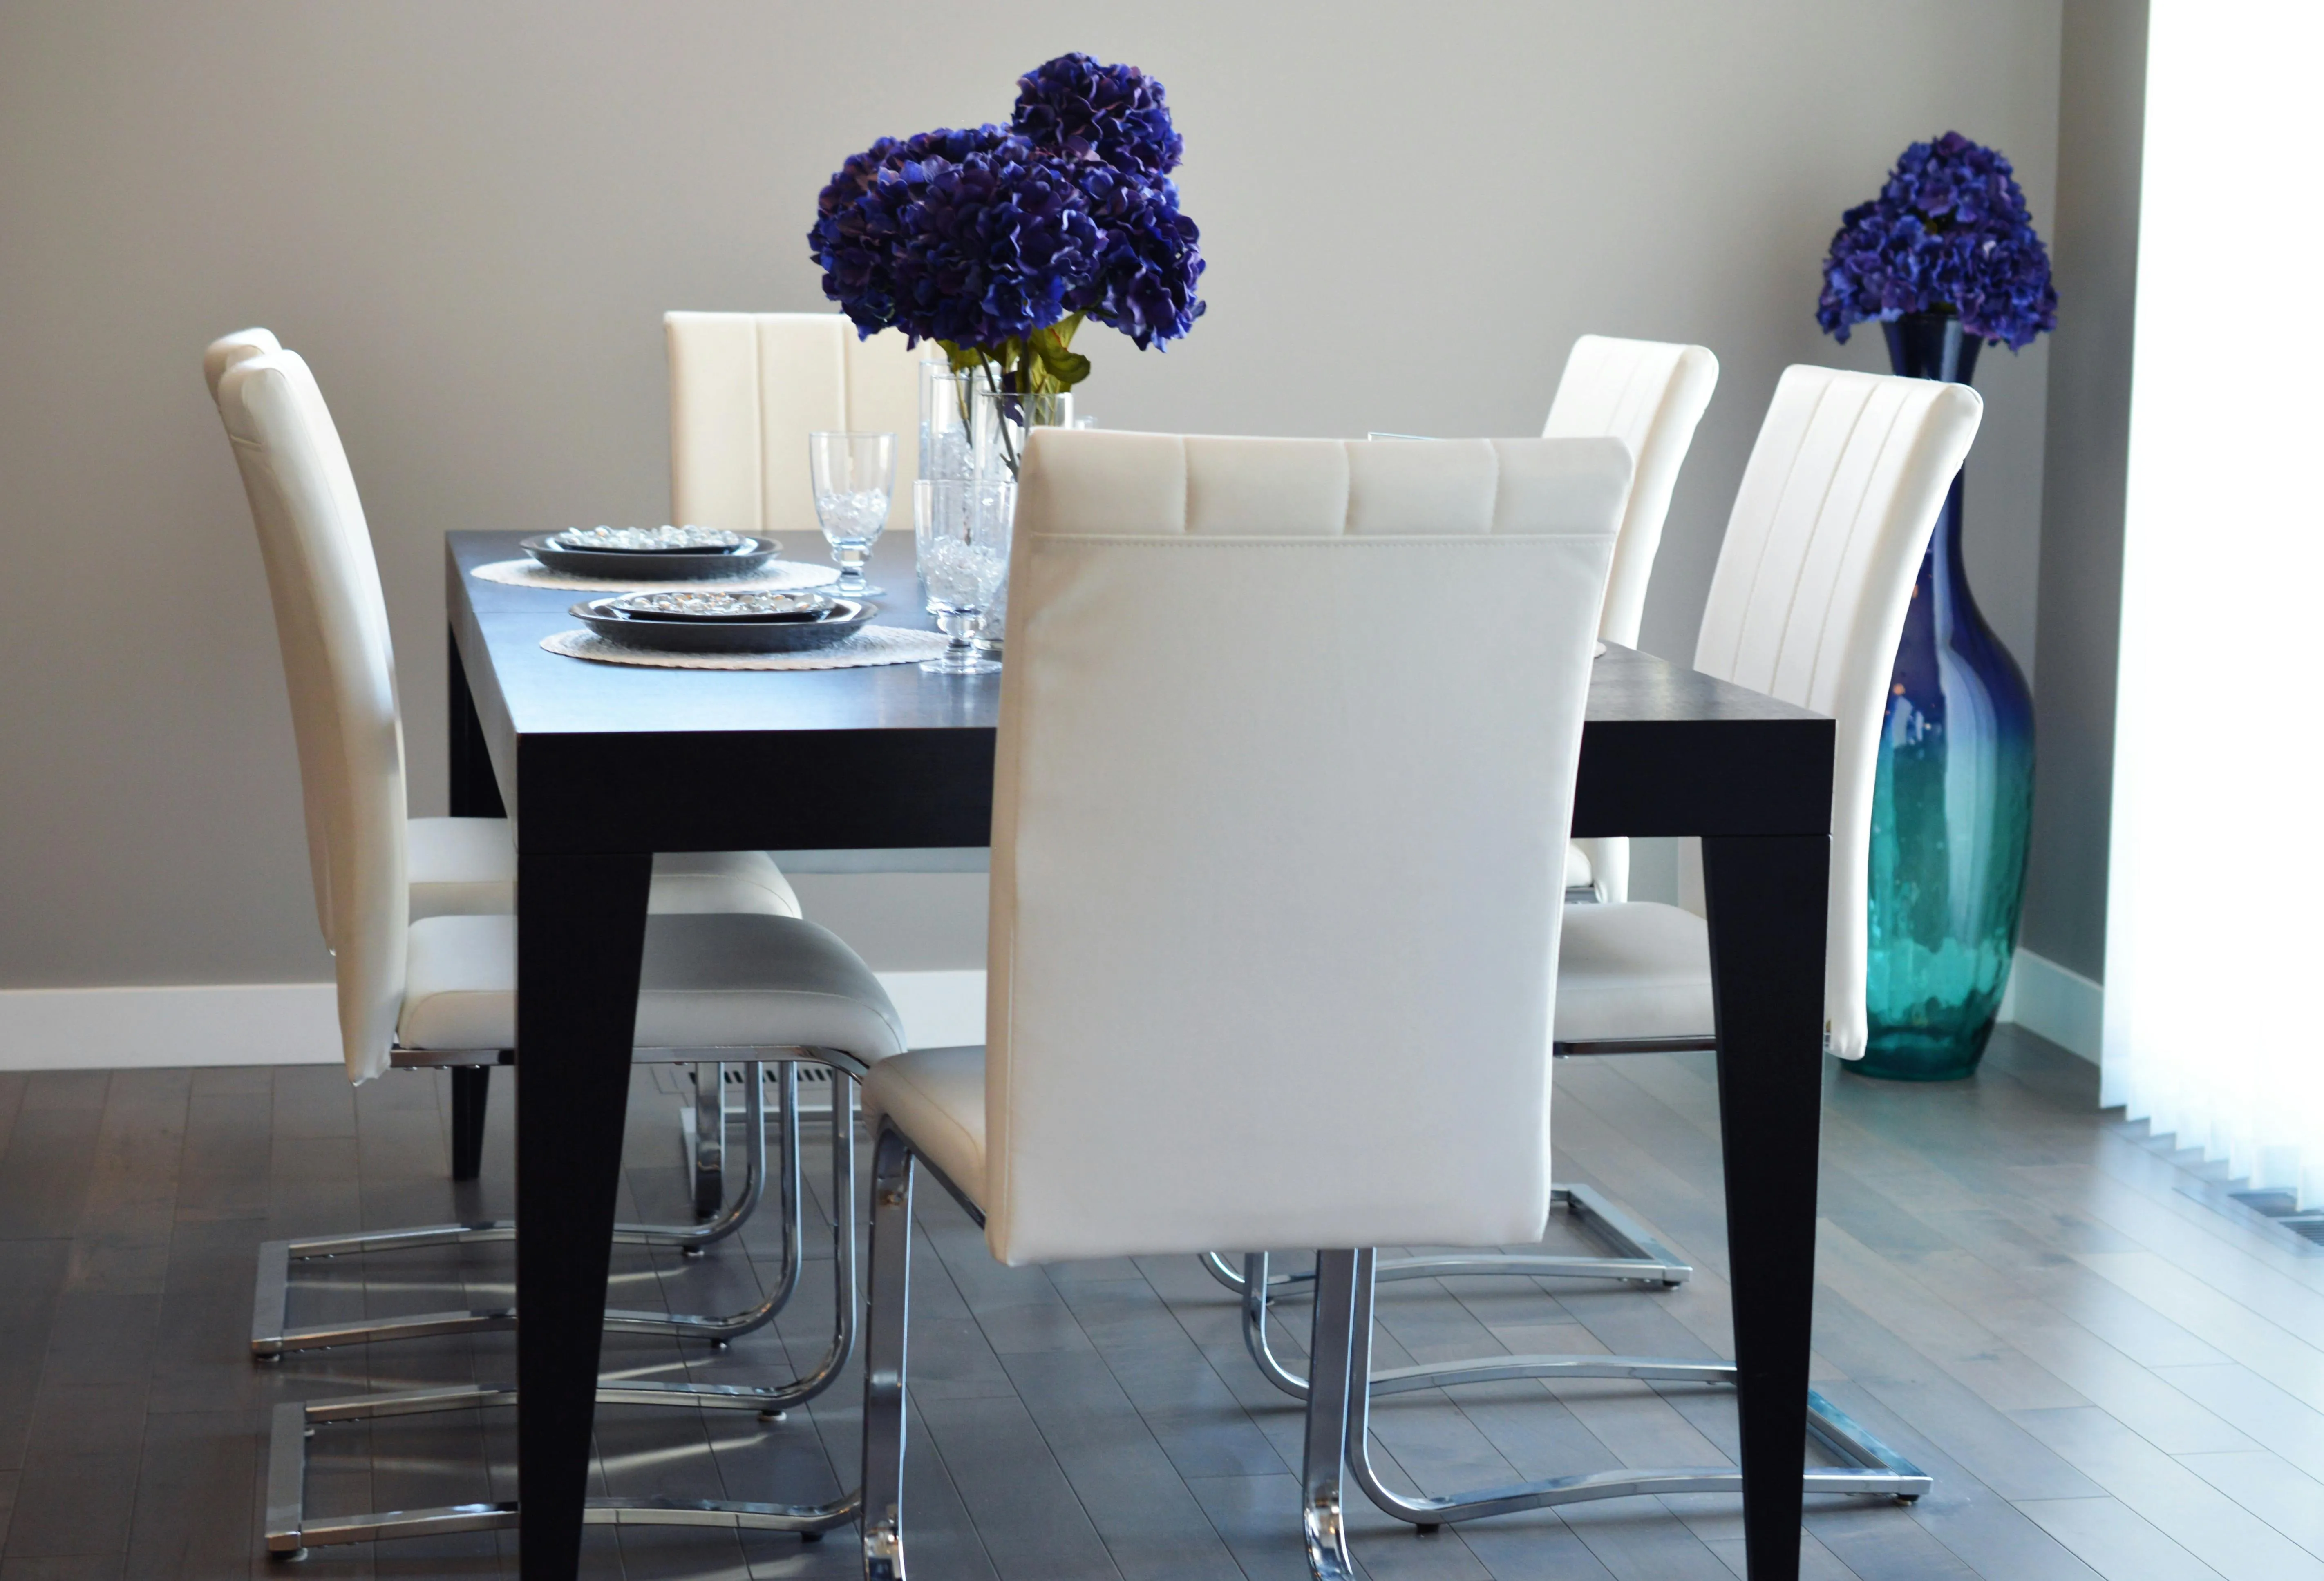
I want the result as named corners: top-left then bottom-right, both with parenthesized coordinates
top-left (471, 557), bottom-right (841, 594)
top-left (539, 625), bottom-right (951, 671)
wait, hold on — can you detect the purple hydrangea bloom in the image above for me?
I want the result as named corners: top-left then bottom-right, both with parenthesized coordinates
top-left (1071, 161), bottom-right (1205, 349)
top-left (807, 56), bottom-right (1204, 366)
top-left (1816, 132), bottom-right (2057, 350)
top-left (810, 126), bottom-right (1012, 341)
top-left (1011, 52), bottom-right (1182, 179)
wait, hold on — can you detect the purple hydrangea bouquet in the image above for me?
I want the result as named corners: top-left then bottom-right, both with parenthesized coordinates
top-left (808, 53), bottom-right (1205, 400)
top-left (1816, 131), bottom-right (2056, 349)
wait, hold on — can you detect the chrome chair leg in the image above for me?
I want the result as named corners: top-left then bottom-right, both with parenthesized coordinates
top-left (252, 1061), bottom-right (837, 1358)
top-left (1202, 1184), bottom-right (1689, 1300)
top-left (264, 1382), bottom-right (861, 1557)
top-left (1300, 1248), bottom-right (1362, 1581)
top-left (691, 1061), bottom-right (728, 1219)
top-left (859, 1116), bottom-right (995, 1579)
top-left (1242, 1252), bottom-right (1312, 1400)
top-left (861, 1121), bottom-right (915, 1581)
top-left (705, 1070), bottom-right (858, 1409)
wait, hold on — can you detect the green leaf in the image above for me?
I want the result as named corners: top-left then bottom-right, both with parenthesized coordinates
top-left (938, 341), bottom-right (975, 374)
top-left (1026, 320), bottom-right (1093, 392)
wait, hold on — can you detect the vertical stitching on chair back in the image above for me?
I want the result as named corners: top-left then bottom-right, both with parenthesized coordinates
top-left (670, 312), bottom-right (931, 543)
top-left (749, 320), bottom-right (769, 539)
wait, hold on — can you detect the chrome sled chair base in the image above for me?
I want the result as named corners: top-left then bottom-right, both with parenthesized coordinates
top-left (263, 1384), bottom-right (859, 1558)
top-left (1286, 1246), bottom-right (1926, 1560)
top-left (253, 1054), bottom-right (856, 1358)
top-left (262, 1065), bottom-right (864, 1559)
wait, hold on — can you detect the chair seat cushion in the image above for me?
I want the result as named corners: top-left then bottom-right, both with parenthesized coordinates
top-left (406, 817), bottom-right (519, 920)
top-left (398, 911), bottom-right (905, 1060)
top-left (863, 1046), bottom-right (987, 1210)
top-left (646, 849), bottom-right (803, 918)
top-left (405, 818), bottom-right (801, 921)
top-left (1555, 901), bottom-right (1715, 1044)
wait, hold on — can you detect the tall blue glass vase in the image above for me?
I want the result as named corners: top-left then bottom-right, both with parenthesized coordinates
top-left (1857, 313), bottom-right (2036, 1081)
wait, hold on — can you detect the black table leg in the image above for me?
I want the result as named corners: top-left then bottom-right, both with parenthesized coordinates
top-left (1702, 833), bottom-right (1828, 1581)
top-left (450, 1068), bottom-right (490, 1181)
top-left (516, 849), bottom-right (652, 1579)
top-left (448, 627), bottom-right (508, 819)
top-left (448, 630), bottom-right (510, 1183)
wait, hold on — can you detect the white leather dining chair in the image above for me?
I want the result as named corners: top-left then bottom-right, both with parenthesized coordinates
top-left (206, 328), bottom-right (802, 1201)
top-left (664, 312), bottom-right (982, 878)
top-left (1557, 364), bottom-right (1984, 1064)
top-left (221, 346), bottom-right (908, 1554)
top-left (207, 341), bottom-right (890, 1359)
top-left (1546, 334), bottom-right (1719, 905)
top-left (1229, 364), bottom-right (1978, 1522)
top-left (1199, 335), bottom-right (1718, 1314)
top-left (856, 427), bottom-right (1628, 1580)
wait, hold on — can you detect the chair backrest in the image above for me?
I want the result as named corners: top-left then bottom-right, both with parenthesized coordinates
top-left (1542, 334), bottom-right (1718, 903)
top-left (214, 348), bottom-right (408, 1081)
top-left (204, 326), bottom-right (281, 398)
top-left (984, 429), bottom-right (1631, 1265)
top-left (1541, 334), bottom-right (1718, 647)
top-left (207, 330), bottom-right (336, 934)
top-left (665, 311), bottom-right (935, 541)
top-left (1693, 365), bottom-right (1982, 1060)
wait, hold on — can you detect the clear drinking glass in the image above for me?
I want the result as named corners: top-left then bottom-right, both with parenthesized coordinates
top-left (808, 431), bottom-right (895, 596)
top-left (915, 477), bottom-right (1013, 674)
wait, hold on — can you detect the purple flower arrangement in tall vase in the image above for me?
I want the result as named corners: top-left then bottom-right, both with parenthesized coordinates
top-left (809, 53), bottom-right (1206, 477)
top-left (1819, 132), bottom-right (2056, 1081)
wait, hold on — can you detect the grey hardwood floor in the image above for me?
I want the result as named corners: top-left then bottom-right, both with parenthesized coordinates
top-left (1, 1027), bottom-right (2320, 1580)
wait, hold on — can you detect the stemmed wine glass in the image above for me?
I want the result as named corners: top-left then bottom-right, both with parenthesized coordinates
top-left (914, 477), bottom-right (1013, 674)
top-left (808, 431), bottom-right (895, 596)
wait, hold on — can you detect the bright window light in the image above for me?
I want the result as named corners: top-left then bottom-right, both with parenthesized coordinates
top-left (2105, 1), bottom-right (2324, 1206)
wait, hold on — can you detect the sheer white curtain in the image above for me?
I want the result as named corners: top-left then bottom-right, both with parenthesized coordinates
top-left (2103, 0), bottom-right (2324, 1206)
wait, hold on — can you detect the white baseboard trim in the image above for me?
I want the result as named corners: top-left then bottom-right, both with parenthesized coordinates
top-left (0, 982), bottom-right (340, 1070)
top-left (9, 960), bottom-right (2085, 1074)
top-left (0, 970), bottom-right (991, 1073)
top-left (1997, 948), bottom-right (2103, 1064)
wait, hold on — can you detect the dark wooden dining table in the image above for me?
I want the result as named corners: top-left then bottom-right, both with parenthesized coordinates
top-left (445, 526), bottom-right (1835, 1581)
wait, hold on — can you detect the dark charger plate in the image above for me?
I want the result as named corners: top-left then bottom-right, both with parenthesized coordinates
top-left (570, 597), bottom-right (877, 655)
top-left (521, 534), bottom-right (779, 581)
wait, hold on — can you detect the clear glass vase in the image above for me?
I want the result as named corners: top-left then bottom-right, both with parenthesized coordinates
top-left (1858, 313), bottom-right (2037, 1081)
top-left (965, 375), bottom-right (1073, 656)
top-left (966, 378), bottom-right (1074, 482)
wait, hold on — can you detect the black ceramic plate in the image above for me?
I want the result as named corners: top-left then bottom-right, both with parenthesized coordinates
top-left (521, 534), bottom-right (779, 581)
top-left (570, 597), bottom-right (877, 655)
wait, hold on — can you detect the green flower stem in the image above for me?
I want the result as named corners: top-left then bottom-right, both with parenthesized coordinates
top-left (940, 315), bottom-right (1090, 479)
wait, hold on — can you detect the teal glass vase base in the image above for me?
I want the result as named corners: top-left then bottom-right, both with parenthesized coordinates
top-left (1855, 314), bottom-right (2036, 1082)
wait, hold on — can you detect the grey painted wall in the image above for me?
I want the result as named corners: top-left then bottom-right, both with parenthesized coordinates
top-left (2021, 0), bottom-right (2145, 983)
top-left (0, 0), bottom-right (2066, 988)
